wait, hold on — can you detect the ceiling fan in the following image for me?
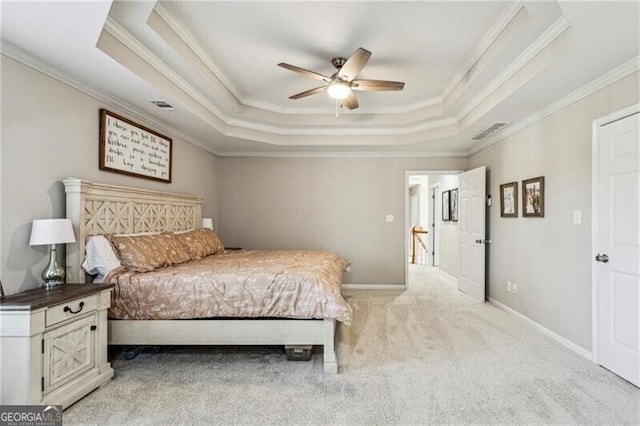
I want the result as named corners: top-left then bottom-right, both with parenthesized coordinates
top-left (278, 47), bottom-right (405, 110)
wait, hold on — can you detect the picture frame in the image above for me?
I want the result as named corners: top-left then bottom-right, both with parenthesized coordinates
top-left (522, 176), bottom-right (545, 217)
top-left (99, 109), bottom-right (173, 183)
top-left (442, 190), bottom-right (450, 221)
top-left (499, 182), bottom-right (518, 218)
top-left (450, 188), bottom-right (459, 222)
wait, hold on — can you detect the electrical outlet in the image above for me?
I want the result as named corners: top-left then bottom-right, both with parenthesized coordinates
top-left (506, 281), bottom-right (512, 292)
top-left (512, 283), bottom-right (518, 294)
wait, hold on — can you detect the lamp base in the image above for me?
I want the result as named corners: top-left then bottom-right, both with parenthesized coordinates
top-left (42, 245), bottom-right (65, 289)
top-left (43, 279), bottom-right (65, 290)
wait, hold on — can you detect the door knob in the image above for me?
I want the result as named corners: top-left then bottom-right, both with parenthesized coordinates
top-left (595, 253), bottom-right (609, 263)
top-left (475, 239), bottom-right (491, 244)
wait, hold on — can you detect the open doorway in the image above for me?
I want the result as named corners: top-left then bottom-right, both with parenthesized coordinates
top-left (405, 170), bottom-right (462, 288)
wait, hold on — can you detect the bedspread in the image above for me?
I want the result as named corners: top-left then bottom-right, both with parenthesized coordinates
top-left (107, 250), bottom-right (352, 324)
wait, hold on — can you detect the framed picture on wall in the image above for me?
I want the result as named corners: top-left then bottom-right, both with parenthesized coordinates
top-left (522, 176), bottom-right (545, 217)
top-left (499, 182), bottom-right (518, 217)
top-left (99, 109), bottom-right (173, 183)
top-left (450, 188), bottom-right (459, 221)
top-left (442, 190), bottom-right (450, 221)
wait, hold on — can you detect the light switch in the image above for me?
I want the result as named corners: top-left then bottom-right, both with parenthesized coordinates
top-left (385, 215), bottom-right (394, 223)
top-left (573, 210), bottom-right (582, 224)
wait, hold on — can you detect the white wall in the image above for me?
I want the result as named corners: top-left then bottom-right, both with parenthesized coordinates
top-left (469, 72), bottom-right (639, 351)
top-left (417, 176), bottom-right (429, 229)
top-left (218, 157), bottom-right (468, 285)
top-left (1, 56), bottom-right (221, 295)
top-left (429, 174), bottom-right (460, 278)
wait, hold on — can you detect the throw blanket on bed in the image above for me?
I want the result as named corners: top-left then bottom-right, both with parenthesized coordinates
top-left (107, 250), bottom-right (353, 324)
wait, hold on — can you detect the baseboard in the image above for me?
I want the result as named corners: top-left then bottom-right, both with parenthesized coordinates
top-left (489, 297), bottom-right (593, 361)
top-left (342, 284), bottom-right (406, 291)
top-left (438, 270), bottom-right (457, 283)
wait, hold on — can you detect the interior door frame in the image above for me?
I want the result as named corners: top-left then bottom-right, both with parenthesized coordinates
top-left (591, 103), bottom-right (640, 363)
top-left (405, 170), bottom-right (463, 288)
top-left (429, 183), bottom-right (441, 267)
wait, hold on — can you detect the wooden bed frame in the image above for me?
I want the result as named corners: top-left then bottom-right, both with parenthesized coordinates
top-left (63, 178), bottom-right (339, 374)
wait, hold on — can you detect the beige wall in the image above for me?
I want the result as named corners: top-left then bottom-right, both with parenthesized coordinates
top-left (218, 157), bottom-right (468, 284)
top-left (469, 72), bottom-right (639, 351)
top-left (3, 51), bottom-right (637, 356)
top-left (1, 57), bottom-right (220, 295)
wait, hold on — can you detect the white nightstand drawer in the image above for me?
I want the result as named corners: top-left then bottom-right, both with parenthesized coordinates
top-left (46, 295), bottom-right (97, 327)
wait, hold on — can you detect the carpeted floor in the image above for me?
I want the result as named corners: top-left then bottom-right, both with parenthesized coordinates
top-left (64, 266), bottom-right (639, 425)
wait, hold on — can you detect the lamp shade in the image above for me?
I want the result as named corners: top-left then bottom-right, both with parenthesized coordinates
top-left (201, 218), bottom-right (214, 230)
top-left (29, 219), bottom-right (76, 246)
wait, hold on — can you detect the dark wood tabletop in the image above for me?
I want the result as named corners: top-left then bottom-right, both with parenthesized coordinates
top-left (0, 283), bottom-right (115, 311)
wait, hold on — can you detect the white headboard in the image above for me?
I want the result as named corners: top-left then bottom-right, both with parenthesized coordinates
top-left (63, 178), bottom-right (203, 283)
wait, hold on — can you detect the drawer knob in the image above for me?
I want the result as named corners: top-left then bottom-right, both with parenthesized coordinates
top-left (63, 301), bottom-right (84, 314)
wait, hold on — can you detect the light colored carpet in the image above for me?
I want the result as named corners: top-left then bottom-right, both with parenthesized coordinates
top-left (65, 266), bottom-right (639, 425)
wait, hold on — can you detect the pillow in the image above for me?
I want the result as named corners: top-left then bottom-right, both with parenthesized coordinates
top-left (173, 228), bottom-right (224, 259)
top-left (82, 235), bottom-right (122, 283)
top-left (108, 232), bottom-right (190, 272)
top-left (160, 232), bottom-right (192, 265)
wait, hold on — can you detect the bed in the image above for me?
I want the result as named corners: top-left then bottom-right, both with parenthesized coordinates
top-left (63, 178), bottom-right (351, 374)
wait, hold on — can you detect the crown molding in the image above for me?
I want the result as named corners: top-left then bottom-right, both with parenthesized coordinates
top-left (242, 95), bottom-right (444, 116)
top-left (215, 150), bottom-right (469, 159)
top-left (150, 4), bottom-right (243, 105)
top-left (109, 5), bottom-right (570, 142)
top-left (103, 16), bottom-right (465, 141)
top-left (152, 3), bottom-right (447, 116)
top-left (441, 2), bottom-right (525, 103)
top-left (0, 41), bottom-right (220, 157)
top-left (468, 56), bottom-right (640, 156)
top-left (149, 2), bottom-right (524, 116)
top-left (457, 15), bottom-right (570, 122)
top-left (225, 116), bottom-right (459, 137)
top-left (5, 35), bottom-right (636, 160)
top-left (103, 17), bottom-right (231, 123)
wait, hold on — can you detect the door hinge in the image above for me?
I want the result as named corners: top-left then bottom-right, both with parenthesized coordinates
top-left (41, 377), bottom-right (44, 392)
top-left (90, 325), bottom-right (97, 331)
top-left (41, 339), bottom-right (44, 354)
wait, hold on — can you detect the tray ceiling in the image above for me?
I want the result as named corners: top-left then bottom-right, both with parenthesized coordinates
top-left (1, 1), bottom-right (638, 156)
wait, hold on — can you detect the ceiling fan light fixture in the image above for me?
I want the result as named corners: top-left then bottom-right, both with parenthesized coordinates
top-left (327, 82), bottom-right (351, 100)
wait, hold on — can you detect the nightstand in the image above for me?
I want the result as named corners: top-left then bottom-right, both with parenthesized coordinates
top-left (0, 284), bottom-right (114, 408)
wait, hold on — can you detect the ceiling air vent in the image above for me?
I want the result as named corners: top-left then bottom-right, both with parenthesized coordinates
top-left (147, 99), bottom-right (175, 110)
top-left (472, 122), bottom-right (509, 140)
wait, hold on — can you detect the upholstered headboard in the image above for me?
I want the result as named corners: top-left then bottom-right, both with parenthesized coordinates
top-left (63, 178), bottom-right (203, 283)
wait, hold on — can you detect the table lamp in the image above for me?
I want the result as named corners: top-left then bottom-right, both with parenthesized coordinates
top-left (29, 219), bottom-right (76, 288)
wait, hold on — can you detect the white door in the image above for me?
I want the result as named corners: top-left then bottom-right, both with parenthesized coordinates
top-left (458, 166), bottom-right (487, 301)
top-left (596, 111), bottom-right (640, 387)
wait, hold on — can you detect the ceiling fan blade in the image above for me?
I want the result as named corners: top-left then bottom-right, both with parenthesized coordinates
top-left (337, 48), bottom-right (371, 81)
top-left (289, 86), bottom-right (327, 100)
top-left (351, 79), bottom-right (405, 91)
top-left (342, 91), bottom-right (359, 110)
top-left (278, 63), bottom-right (331, 83)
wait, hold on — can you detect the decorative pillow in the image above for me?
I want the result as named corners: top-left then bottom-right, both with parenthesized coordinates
top-left (158, 232), bottom-right (191, 265)
top-left (173, 228), bottom-right (224, 259)
top-left (82, 235), bottom-right (122, 283)
top-left (108, 232), bottom-right (190, 272)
